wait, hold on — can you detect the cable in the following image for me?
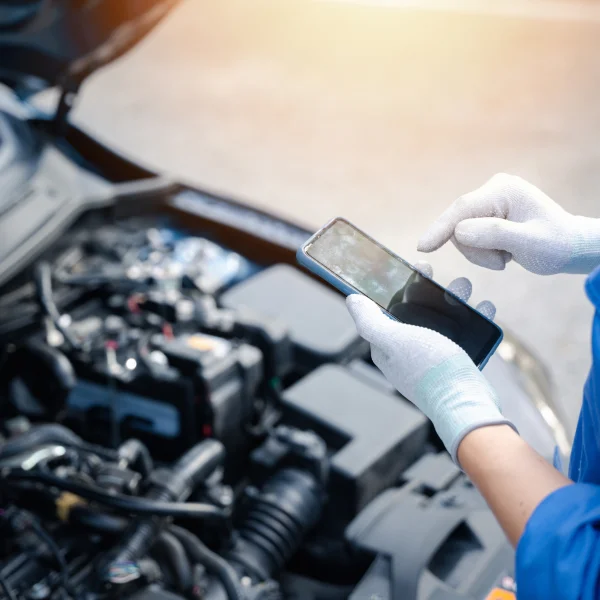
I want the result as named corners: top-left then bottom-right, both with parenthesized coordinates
top-left (68, 506), bottom-right (127, 535)
top-left (0, 424), bottom-right (117, 462)
top-left (0, 284), bottom-right (87, 343)
top-left (27, 516), bottom-right (76, 600)
top-left (136, 330), bottom-right (159, 374)
top-left (117, 439), bottom-right (153, 477)
top-left (34, 262), bottom-right (80, 350)
top-left (0, 282), bottom-right (35, 308)
top-left (106, 440), bottom-right (226, 569)
top-left (0, 573), bottom-right (17, 600)
top-left (169, 526), bottom-right (243, 600)
top-left (3, 470), bottom-right (226, 520)
top-left (153, 532), bottom-right (193, 595)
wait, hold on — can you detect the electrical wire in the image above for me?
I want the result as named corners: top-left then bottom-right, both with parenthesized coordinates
top-left (169, 526), bottom-right (243, 600)
top-left (153, 532), bottom-right (193, 595)
top-left (27, 516), bottom-right (77, 600)
top-left (34, 262), bottom-right (80, 350)
top-left (68, 506), bottom-right (127, 535)
top-left (3, 470), bottom-right (226, 520)
top-left (0, 286), bottom-right (86, 343)
top-left (136, 331), bottom-right (158, 374)
top-left (0, 424), bottom-right (118, 463)
top-left (0, 573), bottom-right (17, 600)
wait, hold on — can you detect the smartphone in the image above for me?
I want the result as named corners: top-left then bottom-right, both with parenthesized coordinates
top-left (297, 217), bottom-right (503, 369)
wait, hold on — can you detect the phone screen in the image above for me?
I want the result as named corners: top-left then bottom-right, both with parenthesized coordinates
top-left (305, 219), bottom-right (501, 366)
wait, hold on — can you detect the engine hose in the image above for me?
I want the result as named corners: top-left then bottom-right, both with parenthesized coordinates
top-left (153, 531), bottom-right (193, 595)
top-left (169, 525), bottom-right (243, 600)
top-left (0, 424), bottom-right (117, 461)
top-left (227, 469), bottom-right (324, 582)
top-left (117, 439), bottom-right (153, 476)
top-left (107, 440), bottom-right (226, 568)
top-left (34, 262), bottom-right (81, 350)
top-left (68, 506), bottom-right (128, 534)
top-left (0, 572), bottom-right (17, 600)
top-left (251, 583), bottom-right (283, 600)
top-left (2, 470), bottom-right (226, 520)
top-left (27, 515), bottom-right (77, 600)
top-left (108, 518), bottom-right (165, 567)
top-left (168, 438), bottom-right (225, 493)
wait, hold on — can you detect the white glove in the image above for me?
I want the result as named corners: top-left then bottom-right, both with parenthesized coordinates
top-left (347, 264), bottom-right (515, 464)
top-left (417, 173), bottom-right (600, 275)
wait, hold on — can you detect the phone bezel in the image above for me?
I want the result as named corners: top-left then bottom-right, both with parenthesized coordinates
top-left (297, 217), bottom-right (503, 369)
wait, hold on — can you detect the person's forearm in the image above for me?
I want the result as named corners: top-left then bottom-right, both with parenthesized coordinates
top-left (457, 424), bottom-right (572, 547)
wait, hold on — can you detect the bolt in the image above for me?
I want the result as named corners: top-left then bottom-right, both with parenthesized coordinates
top-left (217, 486), bottom-right (234, 508)
top-left (29, 582), bottom-right (51, 600)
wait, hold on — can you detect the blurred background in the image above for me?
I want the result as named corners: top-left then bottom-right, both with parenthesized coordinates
top-left (70, 0), bottom-right (600, 435)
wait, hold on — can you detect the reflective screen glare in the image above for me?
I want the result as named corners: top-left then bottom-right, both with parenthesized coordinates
top-left (306, 219), bottom-right (501, 366)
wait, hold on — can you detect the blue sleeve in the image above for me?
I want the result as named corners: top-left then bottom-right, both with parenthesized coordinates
top-left (516, 483), bottom-right (600, 599)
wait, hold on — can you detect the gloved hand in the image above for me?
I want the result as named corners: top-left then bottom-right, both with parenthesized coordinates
top-left (347, 263), bottom-right (515, 464)
top-left (385, 262), bottom-right (495, 348)
top-left (417, 173), bottom-right (600, 275)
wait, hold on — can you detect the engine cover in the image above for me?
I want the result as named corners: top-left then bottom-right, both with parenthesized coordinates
top-left (281, 363), bottom-right (429, 528)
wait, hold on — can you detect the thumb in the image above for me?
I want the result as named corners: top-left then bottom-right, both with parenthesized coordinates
top-left (346, 294), bottom-right (399, 348)
top-left (455, 217), bottom-right (524, 252)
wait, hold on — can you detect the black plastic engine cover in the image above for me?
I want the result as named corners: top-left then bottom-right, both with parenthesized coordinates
top-left (346, 455), bottom-right (514, 600)
top-left (220, 265), bottom-right (369, 372)
top-left (281, 363), bottom-right (429, 527)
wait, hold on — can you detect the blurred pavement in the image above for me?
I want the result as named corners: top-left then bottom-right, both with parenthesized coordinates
top-left (72, 0), bottom-right (600, 435)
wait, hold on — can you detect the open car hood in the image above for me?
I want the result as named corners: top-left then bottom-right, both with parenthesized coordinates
top-left (0, 0), bottom-right (179, 95)
top-left (0, 0), bottom-right (181, 286)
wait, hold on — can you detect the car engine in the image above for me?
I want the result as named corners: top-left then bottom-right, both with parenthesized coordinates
top-left (0, 216), bottom-right (514, 600)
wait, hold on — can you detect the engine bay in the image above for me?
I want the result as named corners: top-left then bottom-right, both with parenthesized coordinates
top-left (0, 0), bottom-right (530, 594)
top-left (0, 213), bottom-right (514, 600)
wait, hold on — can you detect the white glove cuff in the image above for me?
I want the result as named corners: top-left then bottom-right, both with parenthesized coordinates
top-left (414, 355), bottom-right (517, 465)
top-left (564, 217), bottom-right (600, 274)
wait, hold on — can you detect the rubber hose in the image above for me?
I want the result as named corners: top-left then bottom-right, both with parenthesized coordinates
top-left (251, 584), bottom-right (283, 600)
top-left (0, 424), bottom-right (81, 456)
top-left (0, 424), bottom-right (117, 461)
top-left (117, 439), bottom-right (153, 476)
top-left (108, 440), bottom-right (226, 566)
top-left (169, 525), bottom-right (243, 600)
top-left (3, 470), bottom-right (226, 520)
top-left (69, 506), bottom-right (128, 534)
top-left (109, 503), bottom-right (168, 565)
top-left (170, 438), bottom-right (225, 494)
top-left (154, 531), bottom-right (193, 594)
top-left (34, 262), bottom-right (80, 350)
top-left (227, 469), bottom-right (323, 581)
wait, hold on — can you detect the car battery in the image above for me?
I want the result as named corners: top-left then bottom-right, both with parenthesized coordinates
top-left (65, 363), bottom-right (197, 462)
top-left (65, 331), bottom-right (263, 463)
top-left (281, 363), bottom-right (429, 529)
top-left (151, 332), bottom-right (263, 453)
top-left (191, 294), bottom-right (294, 382)
top-left (229, 308), bottom-right (293, 381)
top-left (220, 264), bottom-right (368, 372)
top-left (121, 288), bottom-right (293, 382)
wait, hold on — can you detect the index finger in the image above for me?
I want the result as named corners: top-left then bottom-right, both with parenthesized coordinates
top-left (417, 193), bottom-right (494, 253)
top-left (416, 172), bottom-right (518, 253)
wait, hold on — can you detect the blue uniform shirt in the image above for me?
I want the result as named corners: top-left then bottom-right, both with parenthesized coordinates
top-left (516, 265), bottom-right (600, 598)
